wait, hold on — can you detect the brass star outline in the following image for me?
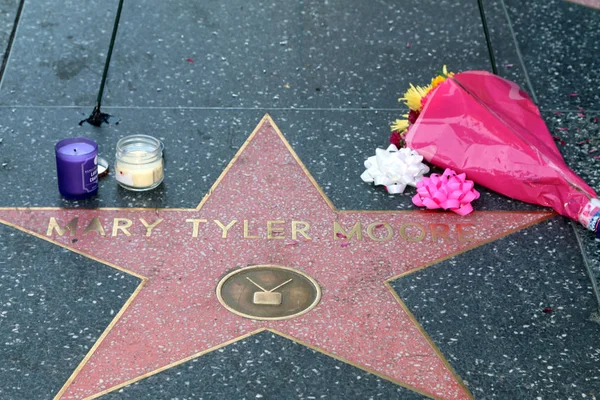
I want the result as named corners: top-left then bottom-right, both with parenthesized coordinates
top-left (0, 115), bottom-right (553, 399)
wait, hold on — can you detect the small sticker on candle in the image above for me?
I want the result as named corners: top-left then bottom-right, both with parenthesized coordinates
top-left (116, 171), bottom-right (134, 186)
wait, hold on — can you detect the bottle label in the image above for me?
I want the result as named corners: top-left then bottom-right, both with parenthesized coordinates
top-left (578, 199), bottom-right (600, 235)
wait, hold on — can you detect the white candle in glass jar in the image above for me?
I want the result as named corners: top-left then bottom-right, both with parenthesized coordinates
top-left (115, 135), bottom-right (164, 191)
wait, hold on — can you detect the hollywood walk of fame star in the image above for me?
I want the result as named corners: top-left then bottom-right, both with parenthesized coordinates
top-left (0, 115), bottom-right (552, 399)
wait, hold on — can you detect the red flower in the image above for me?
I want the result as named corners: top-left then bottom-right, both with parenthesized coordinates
top-left (408, 109), bottom-right (420, 125)
top-left (390, 131), bottom-right (404, 148)
top-left (420, 91), bottom-right (433, 110)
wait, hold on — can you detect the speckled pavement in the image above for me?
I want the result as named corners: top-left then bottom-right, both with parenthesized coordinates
top-left (0, 0), bottom-right (599, 399)
top-left (0, 0), bottom-right (20, 68)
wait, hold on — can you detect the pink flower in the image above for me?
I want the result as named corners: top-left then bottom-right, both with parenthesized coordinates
top-left (412, 168), bottom-right (480, 216)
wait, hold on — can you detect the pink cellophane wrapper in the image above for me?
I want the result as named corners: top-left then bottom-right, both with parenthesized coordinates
top-left (405, 71), bottom-right (600, 234)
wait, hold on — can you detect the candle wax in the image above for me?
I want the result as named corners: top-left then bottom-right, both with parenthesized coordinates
top-left (116, 150), bottom-right (164, 189)
top-left (56, 142), bottom-right (96, 156)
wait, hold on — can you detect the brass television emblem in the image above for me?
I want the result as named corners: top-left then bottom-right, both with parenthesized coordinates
top-left (216, 265), bottom-right (321, 320)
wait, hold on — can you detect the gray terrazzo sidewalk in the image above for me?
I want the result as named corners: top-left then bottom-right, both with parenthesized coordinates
top-left (0, 0), bottom-right (598, 399)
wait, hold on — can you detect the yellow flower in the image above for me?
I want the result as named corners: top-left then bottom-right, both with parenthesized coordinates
top-left (391, 119), bottom-right (409, 132)
top-left (431, 75), bottom-right (446, 88)
top-left (442, 65), bottom-right (454, 77)
top-left (430, 66), bottom-right (455, 89)
top-left (399, 83), bottom-right (431, 112)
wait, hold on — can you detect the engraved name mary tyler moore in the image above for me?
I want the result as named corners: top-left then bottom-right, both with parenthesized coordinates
top-left (46, 216), bottom-right (476, 243)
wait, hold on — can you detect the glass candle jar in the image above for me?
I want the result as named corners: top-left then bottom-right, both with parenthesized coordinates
top-left (115, 135), bottom-right (164, 191)
top-left (55, 137), bottom-right (98, 199)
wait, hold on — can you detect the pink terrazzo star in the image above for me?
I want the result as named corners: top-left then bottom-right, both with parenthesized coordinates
top-left (0, 115), bottom-right (552, 399)
top-left (565, 0), bottom-right (600, 9)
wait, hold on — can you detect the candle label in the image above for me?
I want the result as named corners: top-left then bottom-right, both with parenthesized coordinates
top-left (82, 155), bottom-right (99, 192)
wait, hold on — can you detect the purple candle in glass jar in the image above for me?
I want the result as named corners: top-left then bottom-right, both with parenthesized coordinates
top-left (55, 137), bottom-right (98, 199)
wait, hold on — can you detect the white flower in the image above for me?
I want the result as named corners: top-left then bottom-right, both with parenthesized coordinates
top-left (360, 145), bottom-right (430, 194)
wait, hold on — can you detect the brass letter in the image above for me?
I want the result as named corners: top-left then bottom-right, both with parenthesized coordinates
top-left (267, 220), bottom-right (285, 240)
top-left (430, 224), bottom-right (450, 242)
top-left (367, 222), bottom-right (393, 241)
top-left (112, 218), bottom-right (133, 237)
top-left (83, 217), bottom-right (106, 236)
top-left (399, 223), bottom-right (426, 242)
top-left (214, 220), bottom-right (238, 239)
top-left (457, 224), bottom-right (476, 242)
top-left (292, 220), bottom-right (311, 240)
top-left (186, 219), bottom-right (208, 238)
top-left (333, 221), bottom-right (362, 241)
top-left (46, 217), bottom-right (78, 237)
top-left (244, 220), bottom-right (259, 239)
top-left (140, 218), bottom-right (164, 237)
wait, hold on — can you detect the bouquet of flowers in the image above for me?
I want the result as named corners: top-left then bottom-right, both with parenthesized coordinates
top-left (378, 66), bottom-right (600, 235)
top-left (390, 66), bottom-right (455, 149)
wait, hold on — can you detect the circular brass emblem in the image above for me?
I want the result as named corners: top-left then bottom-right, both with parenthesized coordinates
top-left (217, 265), bottom-right (321, 320)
